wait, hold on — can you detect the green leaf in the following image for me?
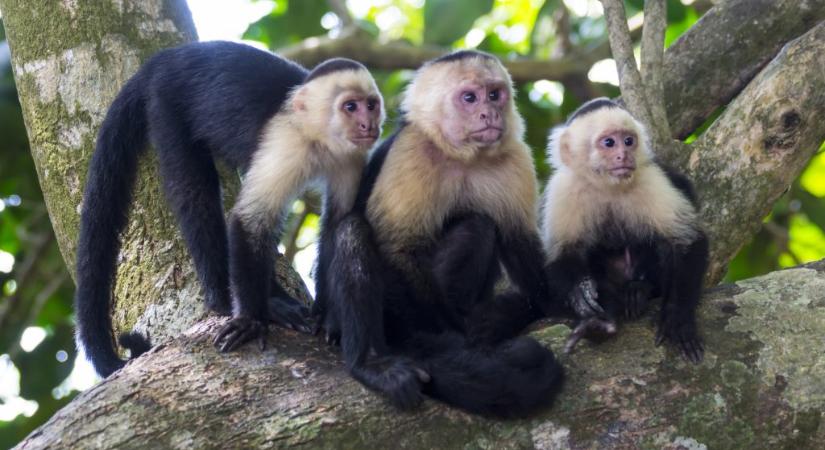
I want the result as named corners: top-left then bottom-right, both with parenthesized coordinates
top-left (423, 0), bottom-right (493, 45)
top-left (243, 0), bottom-right (327, 50)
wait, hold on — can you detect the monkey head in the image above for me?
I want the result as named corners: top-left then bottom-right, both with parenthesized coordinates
top-left (402, 51), bottom-right (524, 162)
top-left (292, 59), bottom-right (385, 157)
top-left (548, 98), bottom-right (652, 187)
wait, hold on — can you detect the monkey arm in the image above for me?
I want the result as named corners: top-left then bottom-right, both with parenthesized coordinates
top-left (545, 248), bottom-right (604, 319)
top-left (499, 229), bottom-right (563, 317)
top-left (215, 157), bottom-right (313, 352)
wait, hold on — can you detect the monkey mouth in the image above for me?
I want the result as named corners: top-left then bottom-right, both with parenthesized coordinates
top-left (609, 167), bottom-right (635, 178)
top-left (470, 126), bottom-right (503, 143)
top-left (350, 135), bottom-right (379, 144)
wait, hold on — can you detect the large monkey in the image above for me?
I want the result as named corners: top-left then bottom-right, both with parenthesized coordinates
top-left (75, 41), bottom-right (384, 377)
top-left (541, 98), bottom-right (708, 363)
top-left (317, 51), bottom-right (564, 417)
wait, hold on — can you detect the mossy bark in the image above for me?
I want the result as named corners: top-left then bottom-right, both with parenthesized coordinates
top-left (688, 23), bottom-right (825, 283)
top-left (0, 0), bottom-right (310, 344)
top-left (14, 260), bottom-right (825, 449)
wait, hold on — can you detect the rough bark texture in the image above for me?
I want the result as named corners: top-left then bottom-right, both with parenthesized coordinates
top-left (15, 260), bottom-right (825, 449)
top-left (0, 0), bottom-right (311, 344)
top-left (663, 0), bottom-right (825, 140)
top-left (688, 22), bottom-right (825, 283)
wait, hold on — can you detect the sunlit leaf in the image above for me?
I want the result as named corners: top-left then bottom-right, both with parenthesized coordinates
top-left (800, 148), bottom-right (825, 197)
top-left (423, 0), bottom-right (493, 45)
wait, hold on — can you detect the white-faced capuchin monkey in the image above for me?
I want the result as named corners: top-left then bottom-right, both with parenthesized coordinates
top-left (74, 41), bottom-right (384, 377)
top-left (315, 51), bottom-right (564, 418)
top-left (541, 98), bottom-right (708, 363)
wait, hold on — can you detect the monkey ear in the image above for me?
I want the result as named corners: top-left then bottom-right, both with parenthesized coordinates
top-left (292, 87), bottom-right (308, 112)
top-left (558, 131), bottom-right (573, 167)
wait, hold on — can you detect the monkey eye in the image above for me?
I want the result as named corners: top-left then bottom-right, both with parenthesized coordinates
top-left (367, 100), bottom-right (377, 111)
top-left (344, 101), bottom-right (358, 112)
top-left (603, 137), bottom-right (616, 148)
top-left (624, 136), bottom-right (634, 146)
top-left (488, 90), bottom-right (500, 101)
top-left (462, 92), bottom-right (477, 103)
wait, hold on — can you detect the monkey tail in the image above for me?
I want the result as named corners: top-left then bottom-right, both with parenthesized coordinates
top-left (414, 333), bottom-right (564, 418)
top-left (74, 71), bottom-right (151, 378)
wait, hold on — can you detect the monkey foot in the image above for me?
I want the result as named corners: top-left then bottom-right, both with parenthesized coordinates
top-left (267, 296), bottom-right (313, 334)
top-left (655, 320), bottom-right (704, 364)
top-left (213, 317), bottom-right (268, 353)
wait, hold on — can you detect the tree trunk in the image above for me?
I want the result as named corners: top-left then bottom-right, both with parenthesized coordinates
top-left (0, 0), bottom-right (310, 343)
top-left (14, 259), bottom-right (825, 449)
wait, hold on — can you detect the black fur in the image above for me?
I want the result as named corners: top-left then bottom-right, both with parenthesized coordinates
top-left (320, 130), bottom-right (564, 417)
top-left (430, 49), bottom-right (496, 65)
top-left (565, 97), bottom-right (621, 124)
top-left (75, 41), bottom-right (358, 377)
top-left (305, 58), bottom-right (366, 83)
top-left (546, 161), bottom-right (708, 363)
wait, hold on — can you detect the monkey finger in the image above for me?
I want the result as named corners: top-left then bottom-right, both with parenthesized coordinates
top-left (213, 323), bottom-right (239, 348)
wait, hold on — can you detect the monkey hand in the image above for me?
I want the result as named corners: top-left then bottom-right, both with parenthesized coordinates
top-left (213, 316), bottom-right (268, 353)
top-left (655, 318), bottom-right (704, 364)
top-left (568, 277), bottom-right (604, 318)
top-left (351, 356), bottom-right (430, 410)
top-left (266, 296), bottom-right (312, 334)
top-left (623, 280), bottom-right (653, 319)
top-left (563, 317), bottom-right (617, 354)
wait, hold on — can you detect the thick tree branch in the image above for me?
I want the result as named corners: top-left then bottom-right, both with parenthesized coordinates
top-left (17, 261), bottom-right (825, 449)
top-left (689, 22), bottom-right (825, 283)
top-left (663, 0), bottom-right (825, 139)
top-left (279, 26), bottom-right (602, 83)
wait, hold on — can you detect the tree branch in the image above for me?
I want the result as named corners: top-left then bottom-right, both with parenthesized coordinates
top-left (689, 22), bottom-right (825, 283)
top-left (663, 0), bottom-right (825, 139)
top-left (17, 260), bottom-right (825, 448)
top-left (599, 0), bottom-right (658, 139)
top-left (640, 0), bottom-right (671, 142)
top-left (279, 26), bottom-right (603, 83)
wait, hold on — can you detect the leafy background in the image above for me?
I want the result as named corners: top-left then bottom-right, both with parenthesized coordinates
top-left (1, 1), bottom-right (824, 447)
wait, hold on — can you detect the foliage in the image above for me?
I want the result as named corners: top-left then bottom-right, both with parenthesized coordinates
top-left (1, 1), bottom-right (825, 447)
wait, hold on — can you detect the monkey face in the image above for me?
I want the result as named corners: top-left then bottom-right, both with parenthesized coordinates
top-left (593, 128), bottom-right (638, 181)
top-left (336, 92), bottom-right (383, 149)
top-left (444, 79), bottom-right (510, 147)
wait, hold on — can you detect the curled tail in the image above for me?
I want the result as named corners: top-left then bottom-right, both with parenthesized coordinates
top-left (74, 72), bottom-right (151, 377)
top-left (415, 333), bottom-right (564, 418)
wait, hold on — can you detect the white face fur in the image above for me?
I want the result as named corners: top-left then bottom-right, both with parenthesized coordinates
top-left (291, 69), bottom-right (386, 157)
top-left (548, 106), bottom-right (653, 188)
top-left (400, 56), bottom-right (525, 162)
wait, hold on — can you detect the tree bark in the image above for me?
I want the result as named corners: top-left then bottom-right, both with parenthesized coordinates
top-left (690, 22), bottom-right (825, 283)
top-left (15, 260), bottom-right (825, 449)
top-left (0, 0), bottom-right (311, 344)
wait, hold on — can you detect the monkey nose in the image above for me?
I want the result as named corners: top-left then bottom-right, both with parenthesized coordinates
top-left (359, 123), bottom-right (368, 131)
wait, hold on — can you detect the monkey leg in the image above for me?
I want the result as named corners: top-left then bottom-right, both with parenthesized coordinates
top-left (148, 99), bottom-right (232, 316)
top-left (329, 214), bottom-right (430, 409)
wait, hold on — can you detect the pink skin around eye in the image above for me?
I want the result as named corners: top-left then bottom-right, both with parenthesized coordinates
top-left (447, 83), bottom-right (508, 146)
top-left (343, 98), bottom-right (381, 144)
top-left (597, 131), bottom-right (637, 178)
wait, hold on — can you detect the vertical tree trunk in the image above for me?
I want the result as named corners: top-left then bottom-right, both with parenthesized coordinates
top-left (0, 1), bottom-right (296, 347)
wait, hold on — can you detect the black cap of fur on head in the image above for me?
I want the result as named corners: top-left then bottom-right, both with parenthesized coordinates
top-left (305, 58), bottom-right (367, 83)
top-left (566, 97), bottom-right (623, 124)
top-left (430, 49), bottom-right (497, 65)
